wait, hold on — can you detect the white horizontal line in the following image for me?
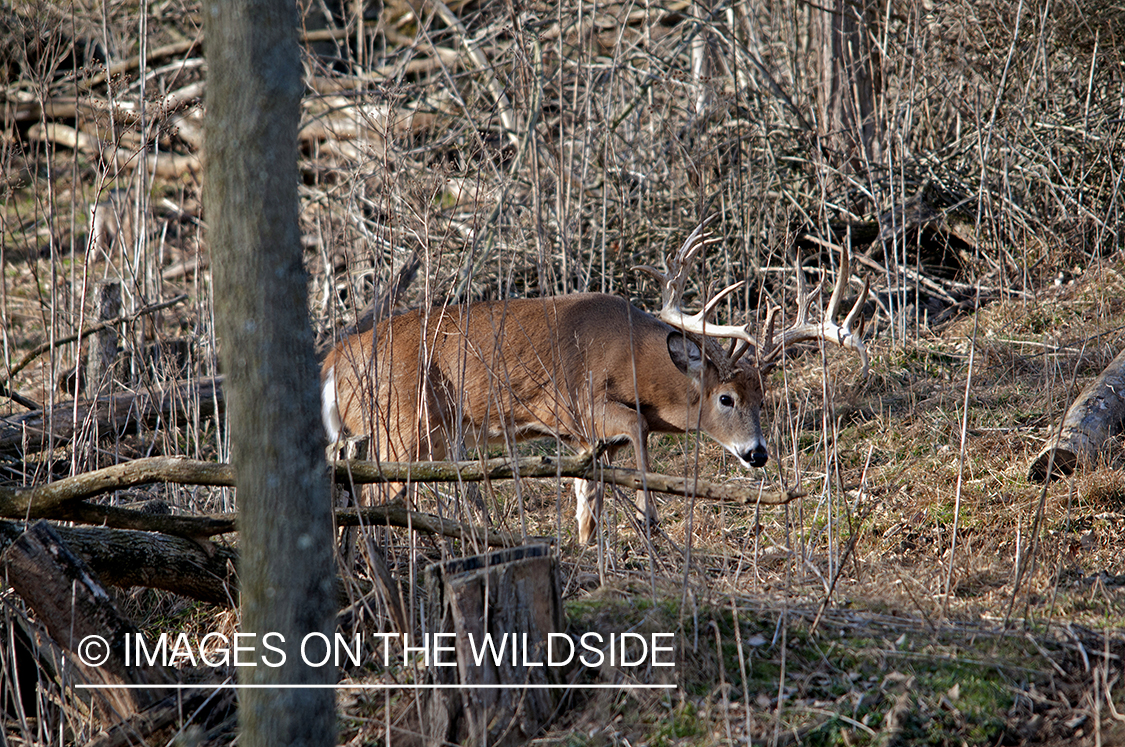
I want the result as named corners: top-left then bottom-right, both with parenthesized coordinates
top-left (76, 683), bottom-right (675, 690)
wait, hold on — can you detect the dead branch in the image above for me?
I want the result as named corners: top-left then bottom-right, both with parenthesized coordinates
top-left (28, 122), bottom-right (202, 178)
top-left (332, 454), bottom-right (802, 504)
top-left (74, 26), bottom-right (358, 92)
top-left (0, 455), bottom-right (233, 517)
top-left (81, 38), bottom-right (202, 88)
top-left (336, 505), bottom-right (526, 547)
top-left (0, 453), bottom-right (801, 525)
top-left (55, 501), bottom-right (238, 540)
top-left (25, 496), bottom-right (529, 550)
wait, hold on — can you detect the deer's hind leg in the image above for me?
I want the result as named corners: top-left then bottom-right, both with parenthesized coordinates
top-left (575, 476), bottom-right (604, 545)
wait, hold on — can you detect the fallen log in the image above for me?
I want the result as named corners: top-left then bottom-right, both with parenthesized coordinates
top-left (0, 450), bottom-right (801, 606)
top-left (0, 376), bottom-right (224, 455)
top-left (1029, 347), bottom-right (1125, 482)
top-left (84, 689), bottom-right (236, 747)
top-left (0, 520), bottom-right (239, 606)
top-left (1, 521), bottom-right (178, 718)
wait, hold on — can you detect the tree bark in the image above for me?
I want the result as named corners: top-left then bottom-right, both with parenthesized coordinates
top-left (204, 0), bottom-right (337, 743)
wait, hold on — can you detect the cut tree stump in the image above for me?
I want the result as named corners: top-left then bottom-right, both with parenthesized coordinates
top-left (1029, 347), bottom-right (1125, 482)
top-left (422, 544), bottom-right (570, 747)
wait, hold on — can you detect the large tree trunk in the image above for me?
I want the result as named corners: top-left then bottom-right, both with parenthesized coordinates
top-left (204, 1), bottom-right (337, 744)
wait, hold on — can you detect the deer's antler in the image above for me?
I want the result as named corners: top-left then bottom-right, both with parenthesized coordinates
top-left (636, 217), bottom-right (869, 376)
top-left (758, 242), bottom-right (869, 375)
top-left (635, 216), bottom-right (758, 351)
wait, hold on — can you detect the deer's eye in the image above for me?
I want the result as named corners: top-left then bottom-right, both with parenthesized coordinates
top-left (719, 394), bottom-right (734, 408)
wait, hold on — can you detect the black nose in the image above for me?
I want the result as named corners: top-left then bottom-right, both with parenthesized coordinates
top-left (744, 447), bottom-right (769, 468)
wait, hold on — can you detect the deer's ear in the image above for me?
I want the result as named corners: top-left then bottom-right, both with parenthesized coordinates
top-left (667, 333), bottom-right (703, 376)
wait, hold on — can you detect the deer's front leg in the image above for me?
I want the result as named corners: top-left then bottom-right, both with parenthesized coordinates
top-left (628, 433), bottom-right (659, 534)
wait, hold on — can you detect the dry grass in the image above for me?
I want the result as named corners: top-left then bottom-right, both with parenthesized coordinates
top-left (2, 0), bottom-right (1125, 743)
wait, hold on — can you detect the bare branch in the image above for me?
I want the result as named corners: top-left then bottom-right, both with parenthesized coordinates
top-left (0, 454), bottom-right (802, 529)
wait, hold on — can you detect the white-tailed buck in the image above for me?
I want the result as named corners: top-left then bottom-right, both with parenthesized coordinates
top-left (321, 220), bottom-right (869, 543)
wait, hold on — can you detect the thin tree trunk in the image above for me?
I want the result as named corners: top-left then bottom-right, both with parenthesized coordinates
top-left (204, 0), bottom-right (337, 743)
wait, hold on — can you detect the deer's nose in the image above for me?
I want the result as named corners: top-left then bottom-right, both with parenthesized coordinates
top-left (742, 446), bottom-right (769, 468)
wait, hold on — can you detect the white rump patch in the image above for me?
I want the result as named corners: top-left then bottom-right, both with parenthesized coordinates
top-left (321, 366), bottom-right (343, 442)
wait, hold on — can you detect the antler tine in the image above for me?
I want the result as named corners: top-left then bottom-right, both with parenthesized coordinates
top-left (700, 279), bottom-right (747, 319)
top-left (636, 216), bottom-right (759, 351)
top-left (761, 241), bottom-right (869, 376)
top-left (749, 303), bottom-right (781, 366)
top-left (800, 280), bottom-right (824, 325)
top-left (793, 247), bottom-right (807, 320)
top-left (634, 215), bottom-right (721, 313)
top-left (842, 274), bottom-right (870, 335)
top-left (824, 235), bottom-right (853, 321)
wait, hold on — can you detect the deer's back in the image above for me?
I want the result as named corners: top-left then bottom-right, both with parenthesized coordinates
top-left (323, 293), bottom-right (684, 451)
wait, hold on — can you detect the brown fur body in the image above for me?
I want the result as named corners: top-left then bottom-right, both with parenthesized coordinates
top-left (321, 293), bottom-right (768, 541)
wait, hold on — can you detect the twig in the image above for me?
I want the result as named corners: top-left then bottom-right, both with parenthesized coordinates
top-left (0, 383), bottom-right (41, 411)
